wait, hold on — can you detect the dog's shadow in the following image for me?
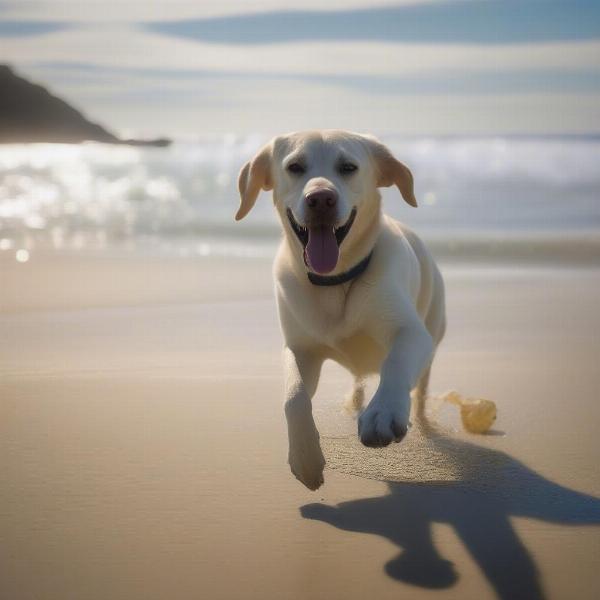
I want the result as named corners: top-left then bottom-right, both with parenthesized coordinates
top-left (301, 425), bottom-right (600, 600)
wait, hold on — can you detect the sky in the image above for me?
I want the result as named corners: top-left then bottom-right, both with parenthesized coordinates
top-left (1, 0), bottom-right (599, 137)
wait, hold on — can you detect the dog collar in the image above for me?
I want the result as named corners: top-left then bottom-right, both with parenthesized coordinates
top-left (307, 251), bottom-right (373, 286)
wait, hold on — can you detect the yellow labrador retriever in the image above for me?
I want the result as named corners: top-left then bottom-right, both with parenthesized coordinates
top-left (236, 130), bottom-right (445, 490)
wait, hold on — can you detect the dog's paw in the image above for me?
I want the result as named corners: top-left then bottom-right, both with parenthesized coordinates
top-left (358, 399), bottom-right (409, 448)
top-left (288, 441), bottom-right (326, 491)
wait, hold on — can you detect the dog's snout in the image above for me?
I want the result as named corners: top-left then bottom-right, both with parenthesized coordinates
top-left (305, 189), bottom-right (338, 211)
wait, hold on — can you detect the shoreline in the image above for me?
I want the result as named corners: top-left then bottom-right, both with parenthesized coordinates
top-left (2, 247), bottom-right (599, 315)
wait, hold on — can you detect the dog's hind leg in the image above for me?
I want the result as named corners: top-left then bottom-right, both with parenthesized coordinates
top-left (344, 377), bottom-right (365, 414)
top-left (413, 364), bottom-right (431, 422)
top-left (414, 278), bottom-right (445, 428)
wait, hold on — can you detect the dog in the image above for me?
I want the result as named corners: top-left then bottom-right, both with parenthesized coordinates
top-left (236, 130), bottom-right (445, 490)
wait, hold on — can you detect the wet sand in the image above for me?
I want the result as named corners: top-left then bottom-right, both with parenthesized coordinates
top-left (1, 251), bottom-right (599, 600)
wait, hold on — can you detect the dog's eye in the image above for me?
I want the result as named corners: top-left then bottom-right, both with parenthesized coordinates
top-left (287, 162), bottom-right (305, 175)
top-left (339, 162), bottom-right (358, 175)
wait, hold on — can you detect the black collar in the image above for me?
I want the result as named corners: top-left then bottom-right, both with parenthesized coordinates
top-left (307, 251), bottom-right (373, 286)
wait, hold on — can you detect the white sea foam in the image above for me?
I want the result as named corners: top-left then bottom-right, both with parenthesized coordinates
top-left (0, 135), bottom-right (598, 259)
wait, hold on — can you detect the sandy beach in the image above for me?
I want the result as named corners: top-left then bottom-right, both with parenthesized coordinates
top-left (1, 250), bottom-right (599, 600)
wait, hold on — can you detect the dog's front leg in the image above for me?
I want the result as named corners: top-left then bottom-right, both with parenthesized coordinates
top-left (283, 347), bottom-right (325, 490)
top-left (359, 324), bottom-right (433, 447)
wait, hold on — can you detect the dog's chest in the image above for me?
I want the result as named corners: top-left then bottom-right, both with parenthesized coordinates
top-left (309, 285), bottom-right (364, 337)
top-left (309, 285), bottom-right (383, 354)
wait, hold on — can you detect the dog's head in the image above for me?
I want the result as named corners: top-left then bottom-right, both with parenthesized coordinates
top-left (236, 130), bottom-right (416, 274)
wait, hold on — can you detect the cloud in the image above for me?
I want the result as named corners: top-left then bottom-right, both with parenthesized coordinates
top-left (2, 25), bottom-right (599, 76)
top-left (27, 62), bottom-right (600, 96)
top-left (0, 20), bottom-right (68, 36)
top-left (0, 0), bottom-right (442, 22)
top-left (147, 1), bottom-right (600, 45)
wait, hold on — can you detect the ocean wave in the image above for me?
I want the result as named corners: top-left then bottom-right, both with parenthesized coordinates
top-left (0, 135), bottom-right (599, 257)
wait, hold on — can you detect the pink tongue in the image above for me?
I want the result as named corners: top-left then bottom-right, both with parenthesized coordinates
top-left (305, 226), bottom-right (339, 274)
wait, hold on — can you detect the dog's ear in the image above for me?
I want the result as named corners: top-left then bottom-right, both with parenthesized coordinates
top-left (236, 142), bottom-right (274, 221)
top-left (365, 137), bottom-right (417, 207)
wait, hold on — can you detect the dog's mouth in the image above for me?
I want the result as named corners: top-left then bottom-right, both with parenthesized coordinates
top-left (286, 207), bottom-right (357, 274)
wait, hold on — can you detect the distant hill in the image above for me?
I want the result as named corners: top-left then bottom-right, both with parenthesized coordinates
top-left (0, 65), bottom-right (170, 146)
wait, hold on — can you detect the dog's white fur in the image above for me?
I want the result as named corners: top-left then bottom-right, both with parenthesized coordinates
top-left (237, 130), bottom-right (445, 490)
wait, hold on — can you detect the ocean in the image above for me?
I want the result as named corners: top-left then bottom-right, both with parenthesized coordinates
top-left (0, 135), bottom-right (599, 263)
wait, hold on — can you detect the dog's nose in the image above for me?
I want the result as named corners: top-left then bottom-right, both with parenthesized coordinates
top-left (305, 189), bottom-right (338, 211)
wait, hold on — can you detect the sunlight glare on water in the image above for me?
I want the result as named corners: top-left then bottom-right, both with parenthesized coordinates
top-left (0, 136), bottom-right (598, 259)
